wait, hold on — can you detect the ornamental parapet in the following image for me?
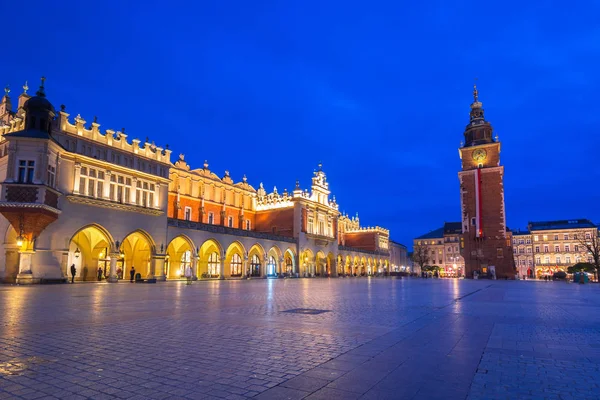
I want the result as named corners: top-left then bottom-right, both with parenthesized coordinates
top-left (338, 245), bottom-right (390, 257)
top-left (167, 218), bottom-right (297, 243)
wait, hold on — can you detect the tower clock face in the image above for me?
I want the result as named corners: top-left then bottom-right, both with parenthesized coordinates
top-left (472, 148), bottom-right (487, 162)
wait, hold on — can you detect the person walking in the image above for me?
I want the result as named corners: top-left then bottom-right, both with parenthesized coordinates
top-left (185, 264), bottom-right (192, 285)
top-left (97, 267), bottom-right (103, 281)
top-left (70, 264), bottom-right (76, 283)
top-left (130, 266), bottom-right (136, 282)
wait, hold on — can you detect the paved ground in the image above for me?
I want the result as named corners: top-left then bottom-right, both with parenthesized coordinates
top-left (1, 278), bottom-right (599, 400)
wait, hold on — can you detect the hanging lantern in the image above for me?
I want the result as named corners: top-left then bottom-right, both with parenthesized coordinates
top-left (16, 235), bottom-right (24, 247)
top-left (74, 247), bottom-right (81, 258)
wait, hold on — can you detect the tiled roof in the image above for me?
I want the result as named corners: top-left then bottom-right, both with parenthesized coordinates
top-left (528, 219), bottom-right (596, 231)
top-left (415, 226), bottom-right (444, 240)
top-left (443, 222), bottom-right (462, 235)
top-left (511, 228), bottom-right (530, 235)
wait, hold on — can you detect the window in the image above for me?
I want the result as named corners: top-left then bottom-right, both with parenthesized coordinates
top-left (513, 248), bottom-right (517, 254)
top-left (535, 246), bottom-right (540, 253)
top-left (576, 256), bottom-right (581, 263)
top-left (526, 239), bottom-right (532, 244)
top-left (564, 234), bottom-right (569, 240)
top-left (208, 212), bottom-right (214, 224)
top-left (527, 247), bottom-right (532, 253)
top-left (47, 165), bottom-right (56, 187)
top-left (228, 216), bottom-right (233, 228)
top-left (554, 245), bottom-right (560, 252)
top-left (565, 245), bottom-right (570, 252)
top-left (554, 235), bottom-right (559, 241)
top-left (544, 245), bottom-right (549, 253)
top-left (535, 257), bottom-right (541, 264)
top-left (471, 217), bottom-right (476, 226)
top-left (308, 217), bottom-right (314, 233)
top-left (208, 252), bottom-right (220, 276)
top-left (180, 250), bottom-right (191, 276)
top-left (544, 256), bottom-right (550, 264)
top-left (519, 247), bottom-right (525, 254)
top-left (534, 235), bottom-right (539, 241)
top-left (250, 254), bottom-right (261, 277)
top-left (566, 256), bottom-right (571, 264)
top-left (245, 220), bottom-right (250, 230)
top-left (267, 255), bottom-right (277, 276)
top-left (136, 180), bottom-right (155, 208)
top-left (588, 256), bottom-right (593, 263)
top-left (496, 248), bottom-right (503, 258)
top-left (543, 235), bottom-right (548, 241)
top-left (18, 160), bottom-right (35, 183)
top-left (230, 253), bottom-right (242, 276)
top-left (585, 232), bottom-right (592, 240)
top-left (80, 167), bottom-right (106, 199)
top-left (518, 239), bottom-right (524, 245)
top-left (574, 245), bottom-right (579, 252)
top-left (556, 256), bottom-right (561, 264)
top-left (184, 207), bottom-right (191, 221)
top-left (318, 220), bottom-right (325, 235)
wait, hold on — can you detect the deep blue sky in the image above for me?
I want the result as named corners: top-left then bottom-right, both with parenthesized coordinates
top-left (2, 1), bottom-right (600, 248)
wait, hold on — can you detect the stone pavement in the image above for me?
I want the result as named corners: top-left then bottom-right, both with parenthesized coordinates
top-left (1, 278), bottom-right (599, 399)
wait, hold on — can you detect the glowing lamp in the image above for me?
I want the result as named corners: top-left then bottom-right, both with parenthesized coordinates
top-left (16, 235), bottom-right (24, 247)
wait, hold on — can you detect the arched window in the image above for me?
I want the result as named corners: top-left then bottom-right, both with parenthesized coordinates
top-left (250, 254), bottom-right (261, 277)
top-left (267, 255), bottom-right (277, 276)
top-left (230, 253), bottom-right (242, 276)
top-left (208, 252), bottom-right (220, 277)
top-left (180, 250), bottom-right (191, 277)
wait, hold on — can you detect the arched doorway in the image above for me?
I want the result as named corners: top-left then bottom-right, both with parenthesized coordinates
top-left (166, 235), bottom-right (195, 279)
top-left (267, 246), bottom-right (282, 277)
top-left (360, 257), bottom-right (367, 276)
top-left (284, 248), bottom-right (295, 276)
top-left (198, 239), bottom-right (222, 279)
top-left (69, 225), bottom-right (115, 281)
top-left (315, 251), bottom-right (326, 276)
top-left (225, 241), bottom-right (245, 278)
top-left (353, 256), bottom-right (360, 276)
top-left (248, 243), bottom-right (264, 277)
top-left (119, 230), bottom-right (155, 279)
top-left (301, 249), bottom-right (314, 277)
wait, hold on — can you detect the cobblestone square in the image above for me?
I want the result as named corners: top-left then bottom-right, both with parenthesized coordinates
top-left (1, 279), bottom-right (599, 399)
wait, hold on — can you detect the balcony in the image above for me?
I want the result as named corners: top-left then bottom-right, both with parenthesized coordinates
top-left (1, 183), bottom-right (61, 212)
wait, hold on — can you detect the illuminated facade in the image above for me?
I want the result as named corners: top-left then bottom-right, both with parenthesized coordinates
top-left (414, 222), bottom-right (465, 277)
top-left (0, 79), bottom-right (391, 283)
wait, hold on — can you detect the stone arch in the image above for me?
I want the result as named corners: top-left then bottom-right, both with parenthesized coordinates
top-left (198, 238), bottom-right (223, 278)
top-left (327, 252), bottom-right (335, 276)
top-left (360, 256), bottom-right (367, 276)
top-left (284, 248), bottom-right (296, 276)
top-left (301, 248), bottom-right (314, 277)
top-left (367, 257), bottom-right (374, 275)
top-left (248, 243), bottom-right (265, 277)
top-left (165, 235), bottom-right (196, 279)
top-left (353, 256), bottom-right (360, 275)
top-left (225, 241), bottom-right (245, 278)
top-left (1, 222), bottom-right (19, 282)
top-left (69, 224), bottom-right (116, 281)
top-left (315, 251), bottom-right (326, 276)
top-left (267, 245), bottom-right (282, 276)
top-left (120, 229), bottom-right (156, 279)
top-left (344, 255), bottom-right (351, 275)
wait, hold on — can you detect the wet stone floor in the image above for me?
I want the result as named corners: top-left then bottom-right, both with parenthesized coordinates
top-left (1, 278), bottom-right (599, 400)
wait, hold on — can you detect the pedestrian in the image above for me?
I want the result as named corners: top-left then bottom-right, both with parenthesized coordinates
top-left (130, 266), bottom-right (136, 282)
top-left (185, 264), bottom-right (192, 285)
top-left (70, 264), bottom-right (76, 283)
top-left (97, 267), bottom-right (103, 281)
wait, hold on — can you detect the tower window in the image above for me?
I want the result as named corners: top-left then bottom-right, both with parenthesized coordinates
top-left (471, 217), bottom-right (476, 226)
top-left (478, 163), bottom-right (483, 169)
top-left (18, 160), bottom-right (35, 183)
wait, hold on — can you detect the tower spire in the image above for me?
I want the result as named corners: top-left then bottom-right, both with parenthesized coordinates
top-left (473, 80), bottom-right (478, 103)
top-left (22, 81), bottom-right (29, 94)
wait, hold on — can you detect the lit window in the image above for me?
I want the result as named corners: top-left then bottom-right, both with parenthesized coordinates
top-left (250, 254), bottom-right (261, 276)
top-left (207, 252), bottom-right (220, 276)
top-left (534, 235), bottom-right (539, 241)
top-left (544, 256), bottom-right (550, 264)
top-left (556, 256), bottom-right (561, 264)
top-left (543, 235), bottom-right (548, 241)
top-left (230, 253), bottom-right (242, 276)
top-left (566, 256), bottom-right (571, 264)
top-left (180, 250), bottom-right (191, 276)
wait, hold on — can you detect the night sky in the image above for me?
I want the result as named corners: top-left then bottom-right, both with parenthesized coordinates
top-left (2, 1), bottom-right (599, 249)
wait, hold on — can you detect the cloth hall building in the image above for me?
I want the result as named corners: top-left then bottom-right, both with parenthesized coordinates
top-left (0, 79), bottom-right (391, 284)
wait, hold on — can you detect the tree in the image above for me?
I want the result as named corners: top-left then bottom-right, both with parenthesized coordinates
top-left (567, 262), bottom-right (596, 274)
top-left (411, 242), bottom-right (430, 272)
top-left (573, 228), bottom-right (600, 282)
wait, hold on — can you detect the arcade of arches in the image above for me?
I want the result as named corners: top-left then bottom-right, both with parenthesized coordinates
top-left (64, 224), bottom-right (388, 281)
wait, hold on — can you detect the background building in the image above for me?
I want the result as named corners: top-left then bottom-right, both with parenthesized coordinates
top-left (389, 241), bottom-right (408, 272)
top-left (511, 229), bottom-right (533, 279)
top-left (414, 222), bottom-right (465, 277)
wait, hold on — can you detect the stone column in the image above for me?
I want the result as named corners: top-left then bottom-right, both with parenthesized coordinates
top-left (73, 163), bottom-right (82, 194)
top-left (243, 255), bottom-right (249, 278)
top-left (153, 255), bottom-right (166, 281)
top-left (154, 183), bottom-right (160, 208)
top-left (16, 250), bottom-right (35, 284)
top-left (107, 253), bottom-right (119, 283)
top-left (219, 255), bottom-right (225, 280)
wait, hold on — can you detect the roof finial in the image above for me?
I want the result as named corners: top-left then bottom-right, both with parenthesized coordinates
top-left (36, 76), bottom-right (46, 97)
top-left (3, 85), bottom-right (9, 97)
top-left (473, 78), bottom-right (479, 102)
top-left (203, 160), bottom-right (209, 169)
top-left (22, 81), bottom-right (29, 94)
top-left (318, 161), bottom-right (323, 171)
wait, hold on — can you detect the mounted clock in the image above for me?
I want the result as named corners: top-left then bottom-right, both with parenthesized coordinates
top-left (472, 148), bottom-right (487, 162)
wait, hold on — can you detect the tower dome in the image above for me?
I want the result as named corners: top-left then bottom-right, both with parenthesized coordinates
top-left (23, 77), bottom-right (55, 132)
